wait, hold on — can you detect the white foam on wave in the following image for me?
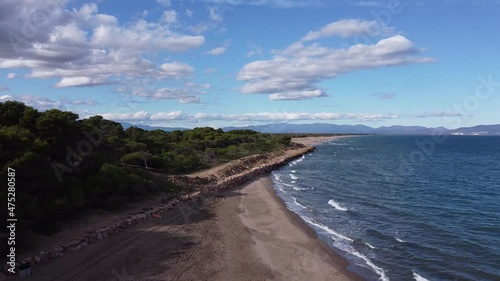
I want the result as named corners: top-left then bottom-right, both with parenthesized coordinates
top-left (365, 242), bottom-right (376, 249)
top-left (291, 180), bottom-right (296, 184)
top-left (395, 237), bottom-right (406, 243)
top-left (302, 217), bottom-right (353, 242)
top-left (328, 199), bottom-right (348, 211)
top-left (352, 251), bottom-right (390, 281)
top-left (290, 155), bottom-right (306, 166)
top-left (301, 217), bottom-right (390, 281)
top-left (413, 271), bottom-right (430, 281)
top-left (290, 174), bottom-right (298, 180)
top-left (293, 186), bottom-right (308, 191)
top-left (290, 196), bottom-right (308, 210)
top-left (291, 170), bottom-right (296, 173)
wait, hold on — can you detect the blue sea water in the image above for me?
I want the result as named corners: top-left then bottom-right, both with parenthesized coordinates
top-left (271, 136), bottom-right (500, 281)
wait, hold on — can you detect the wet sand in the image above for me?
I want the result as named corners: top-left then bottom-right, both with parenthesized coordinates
top-left (19, 176), bottom-right (362, 281)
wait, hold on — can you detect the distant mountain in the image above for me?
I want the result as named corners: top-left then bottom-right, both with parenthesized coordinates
top-left (120, 122), bottom-right (188, 132)
top-left (223, 123), bottom-right (500, 136)
top-left (119, 121), bottom-right (500, 135)
top-left (222, 123), bottom-right (374, 134)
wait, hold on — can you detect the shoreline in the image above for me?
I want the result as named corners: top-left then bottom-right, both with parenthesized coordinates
top-left (241, 176), bottom-right (364, 281)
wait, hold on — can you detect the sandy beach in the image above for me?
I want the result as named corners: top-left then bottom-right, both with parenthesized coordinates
top-left (292, 136), bottom-right (347, 146)
top-left (18, 176), bottom-right (361, 281)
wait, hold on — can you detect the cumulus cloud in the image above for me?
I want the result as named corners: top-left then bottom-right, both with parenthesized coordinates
top-left (159, 62), bottom-right (195, 79)
top-left (2, 94), bottom-right (98, 111)
top-left (101, 111), bottom-right (151, 121)
top-left (269, 90), bottom-right (327, 100)
top-left (238, 33), bottom-right (434, 100)
top-left (0, 95), bottom-right (12, 101)
top-left (301, 19), bottom-right (393, 41)
top-left (205, 47), bottom-right (226, 55)
top-left (127, 82), bottom-right (209, 104)
top-left (161, 10), bottom-right (177, 24)
top-left (151, 111), bottom-right (187, 120)
top-left (0, 1), bottom-right (204, 88)
top-left (6, 73), bottom-right (16, 79)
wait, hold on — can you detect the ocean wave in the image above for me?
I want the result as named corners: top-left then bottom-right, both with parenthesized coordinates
top-left (302, 217), bottom-right (353, 242)
top-left (289, 155), bottom-right (306, 166)
top-left (291, 170), bottom-right (297, 173)
top-left (328, 199), bottom-right (348, 211)
top-left (365, 242), bottom-right (376, 249)
top-left (293, 186), bottom-right (308, 191)
top-left (291, 196), bottom-right (308, 210)
top-left (352, 251), bottom-right (390, 281)
top-left (302, 217), bottom-right (388, 281)
top-left (413, 271), bottom-right (430, 281)
top-left (291, 180), bottom-right (296, 184)
top-left (290, 174), bottom-right (298, 180)
top-left (396, 237), bottom-right (406, 243)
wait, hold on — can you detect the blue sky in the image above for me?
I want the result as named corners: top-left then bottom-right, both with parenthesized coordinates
top-left (1, 0), bottom-right (499, 129)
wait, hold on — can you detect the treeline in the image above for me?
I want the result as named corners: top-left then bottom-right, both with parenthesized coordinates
top-left (0, 101), bottom-right (290, 246)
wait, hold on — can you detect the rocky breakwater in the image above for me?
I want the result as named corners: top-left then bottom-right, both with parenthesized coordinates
top-left (212, 146), bottom-right (315, 191)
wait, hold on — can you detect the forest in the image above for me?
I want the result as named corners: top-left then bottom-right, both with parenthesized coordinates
top-left (0, 101), bottom-right (291, 246)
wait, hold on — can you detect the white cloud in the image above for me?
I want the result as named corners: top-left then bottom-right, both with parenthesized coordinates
top-left (0, 1), bottom-right (205, 88)
top-left (0, 95), bottom-right (13, 101)
top-left (159, 62), bottom-right (195, 79)
top-left (415, 112), bottom-right (464, 118)
top-left (238, 34), bottom-right (434, 100)
top-left (54, 76), bottom-right (108, 88)
top-left (131, 88), bottom-right (200, 103)
top-left (187, 22), bottom-right (216, 34)
top-left (247, 44), bottom-right (263, 57)
top-left (156, 0), bottom-right (171, 7)
top-left (186, 9), bottom-right (194, 17)
top-left (98, 110), bottom-right (399, 122)
top-left (198, 0), bottom-right (322, 8)
top-left (302, 19), bottom-right (393, 41)
top-left (3, 94), bottom-right (98, 110)
top-left (204, 68), bottom-right (217, 74)
top-left (151, 111), bottom-right (187, 120)
top-left (161, 10), bottom-right (177, 24)
top-left (101, 111), bottom-right (151, 121)
top-left (208, 6), bottom-right (223, 22)
top-left (204, 47), bottom-right (226, 55)
top-left (6, 73), bottom-right (16, 79)
top-left (269, 90), bottom-right (327, 100)
top-left (127, 82), bottom-right (209, 104)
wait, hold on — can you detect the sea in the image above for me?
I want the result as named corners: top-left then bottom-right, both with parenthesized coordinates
top-left (271, 136), bottom-right (500, 281)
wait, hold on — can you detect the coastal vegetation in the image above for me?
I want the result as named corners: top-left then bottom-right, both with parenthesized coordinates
top-left (0, 101), bottom-right (291, 246)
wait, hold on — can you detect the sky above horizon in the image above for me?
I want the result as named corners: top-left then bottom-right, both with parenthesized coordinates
top-left (0, 0), bottom-right (499, 129)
